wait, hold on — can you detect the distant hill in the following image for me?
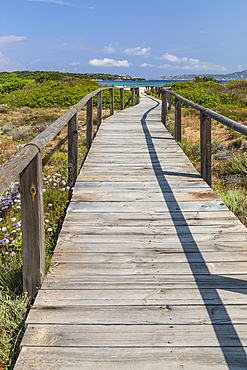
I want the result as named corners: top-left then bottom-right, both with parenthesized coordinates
top-left (158, 70), bottom-right (247, 81)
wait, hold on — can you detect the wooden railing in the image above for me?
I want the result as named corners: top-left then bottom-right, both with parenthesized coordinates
top-left (0, 86), bottom-right (140, 298)
top-left (145, 86), bottom-right (247, 187)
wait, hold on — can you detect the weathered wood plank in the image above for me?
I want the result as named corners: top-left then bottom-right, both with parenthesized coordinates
top-left (20, 152), bottom-right (45, 298)
top-left (71, 189), bottom-right (220, 202)
top-left (40, 273), bottom-right (247, 290)
top-left (21, 323), bottom-right (247, 347)
top-left (64, 210), bottom-right (240, 226)
top-left (26, 304), bottom-right (247, 325)
top-left (86, 97), bottom-right (93, 149)
top-left (68, 112), bottom-right (78, 187)
top-left (54, 240), bottom-right (247, 253)
top-left (58, 224), bottom-right (245, 237)
top-left (77, 175), bottom-right (205, 182)
top-left (58, 231), bottom-right (247, 243)
top-left (68, 200), bottom-right (229, 213)
top-left (14, 347), bottom-right (247, 370)
top-left (74, 180), bottom-right (209, 189)
top-left (97, 90), bottom-right (102, 128)
top-left (51, 250), bottom-right (247, 264)
top-left (175, 97), bottom-right (181, 142)
top-left (200, 112), bottom-right (211, 185)
top-left (32, 287), bottom-right (247, 306)
top-left (109, 88), bottom-right (114, 115)
top-left (46, 261), bottom-right (247, 276)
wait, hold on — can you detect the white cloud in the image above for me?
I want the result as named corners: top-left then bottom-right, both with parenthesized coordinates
top-left (158, 53), bottom-right (188, 63)
top-left (140, 63), bottom-right (154, 67)
top-left (189, 58), bottom-right (200, 64)
top-left (156, 52), bottom-right (227, 72)
top-left (69, 61), bottom-right (80, 66)
top-left (89, 58), bottom-right (132, 67)
top-left (124, 47), bottom-right (151, 57)
top-left (158, 61), bottom-right (227, 72)
top-left (157, 63), bottom-right (172, 69)
top-left (237, 64), bottom-right (243, 71)
top-left (183, 62), bottom-right (227, 72)
top-left (0, 35), bottom-right (27, 45)
top-left (104, 42), bottom-right (119, 54)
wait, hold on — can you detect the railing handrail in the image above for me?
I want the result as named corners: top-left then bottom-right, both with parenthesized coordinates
top-left (0, 85), bottom-right (140, 298)
top-left (162, 87), bottom-right (247, 137)
top-left (145, 84), bottom-right (247, 188)
top-left (0, 86), bottom-right (135, 195)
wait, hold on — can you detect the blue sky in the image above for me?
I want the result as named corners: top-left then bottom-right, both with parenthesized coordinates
top-left (0, 0), bottom-right (247, 78)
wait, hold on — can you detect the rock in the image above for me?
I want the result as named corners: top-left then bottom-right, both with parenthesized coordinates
top-left (224, 174), bottom-right (242, 186)
top-left (214, 150), bottom-right (230, 161)
top-left (21, 107), bottom-right (32, 112)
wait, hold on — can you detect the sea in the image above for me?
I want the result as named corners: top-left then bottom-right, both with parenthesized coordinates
top-left (95, 80), bottom-right (178, 87)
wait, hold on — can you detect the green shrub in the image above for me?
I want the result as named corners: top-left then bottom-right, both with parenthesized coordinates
top-left (220, 93), bottom-right (234, 105)
top-left (217, 188), bottom-right (247, 224)
top-left (179, 138), bottom-right (200, 164)
top-left (0, 289), bottom-right (29, 369)
top-left (0, 254), bottom-right (23, 296)
top-left (0, 79), bottom-right (133, 110)
top-left (0, 79), bottom-right (30, 95)
top-left (225, 153), bottom-right (247, 175)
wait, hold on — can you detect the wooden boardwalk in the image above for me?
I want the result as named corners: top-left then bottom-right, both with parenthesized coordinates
top-left (15, 95), bottom-right (247, 369)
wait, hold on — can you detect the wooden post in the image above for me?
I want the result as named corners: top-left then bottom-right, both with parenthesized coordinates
top-left (131, 87), bottom-right (135, 106)
top-left (167, 87), bottom-right (172, 110)
top-left (68, 112), bottom-right (78, 187)
top-left (200, 112), bottom-right (211, 186)
top-left (86, 97), bottom-right (93, 149)
top-left (161, 90), bottom-right (167, 125)
top-left (120, 88), bottom-right (124, 110)
top-left (175, 98), bottom-right (181, 142)
top-left (136, 87), bottom-right (140, 104)
top-left (97, 91), bottom-right (102, 129)
top-left (20, 152), bottom-right (45, 298)
top-left (109, 88), bottom-right (114, 115)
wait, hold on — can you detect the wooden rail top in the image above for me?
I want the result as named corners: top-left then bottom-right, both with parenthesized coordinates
top-left (0, 86), bottom-right (136, 195)
top-left (0, 85), bottom-right (140, 298)
top-left (146, 84), bottom-right (247, 187)
top-left (162, 87), bottom-right (247, 137)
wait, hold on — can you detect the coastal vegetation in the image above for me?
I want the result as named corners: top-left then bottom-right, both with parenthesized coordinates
top-left (0, 71), bottom-right (145, 81)
top-left (148, 79), bottom-right (247, 225)
top-left (0, 74), bottom-right (136, 109)
top-left (0, 73), bottom-right (136, 369)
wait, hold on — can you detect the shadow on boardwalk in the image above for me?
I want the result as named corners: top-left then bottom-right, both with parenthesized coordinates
top-left (142, 97), bottom-right (247, 369)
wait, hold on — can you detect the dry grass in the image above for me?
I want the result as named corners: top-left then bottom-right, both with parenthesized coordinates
top-left (0, 106), bottom-right (112, 167)
top-left (165, 105), bottom-right (247, 226)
